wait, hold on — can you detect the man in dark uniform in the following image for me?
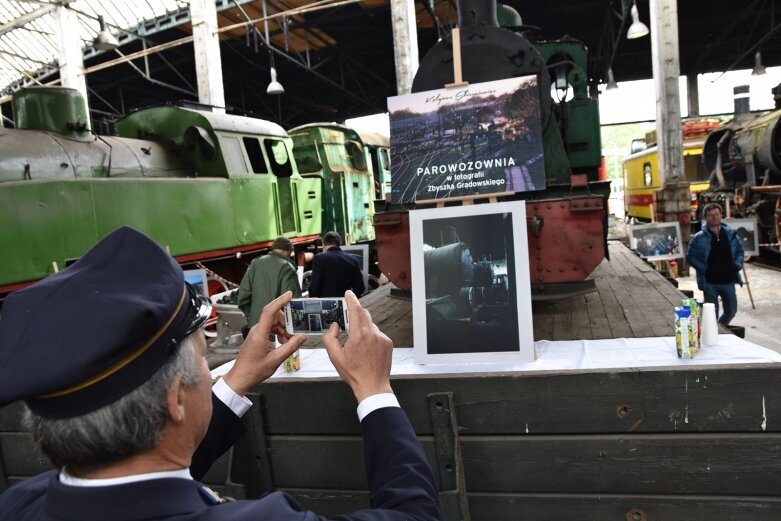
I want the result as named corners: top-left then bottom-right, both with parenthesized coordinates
top-left (308, 231), bottom-right (366, 297)
top-left (0, 226), bottom-right (441, 521)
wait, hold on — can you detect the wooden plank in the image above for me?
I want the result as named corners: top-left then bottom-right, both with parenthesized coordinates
top-left (466, 493), bottom-right (781, 521)
top-left (253, 365), bottom-right (781, 435)
top-left (279, 490), bottom-right (781, 521)
top-left (263, 433), bottom-right (781, 496)
top-left (0, 433), bottom-right (51, 476)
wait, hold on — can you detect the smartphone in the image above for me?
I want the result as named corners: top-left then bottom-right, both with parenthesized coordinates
top-left (284, 298), bottom-right (349, 335)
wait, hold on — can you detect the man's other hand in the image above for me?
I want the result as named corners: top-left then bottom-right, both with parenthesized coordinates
top-left (223, 291), bottom-right (305, 396)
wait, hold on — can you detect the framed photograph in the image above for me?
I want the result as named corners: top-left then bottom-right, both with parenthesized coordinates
top-left (723, 218), bottom-right (759, 257)
top-left (410, 201), bottom-right (535, 364)
top-left (388, 76), bottom-right (546, 204)
top-left (627, 222), bottom-right (684, 261)
top-left (183, 268), bottom-right (209, 296)
top-left (341, 244), bottom-right (369, 295)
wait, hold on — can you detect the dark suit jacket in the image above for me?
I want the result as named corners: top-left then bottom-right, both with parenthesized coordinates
top-left (0, 404), bottom-right (441, 520)
top-left (308, 247), bottom-right (365, 298)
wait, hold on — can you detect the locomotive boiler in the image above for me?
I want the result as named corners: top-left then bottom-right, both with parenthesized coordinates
top-left (0, 86), bottom-right (322, 299)
top-left (700, 87), bottom-right (781, 258)
top-left (374, 0), bottom-right (610, 299)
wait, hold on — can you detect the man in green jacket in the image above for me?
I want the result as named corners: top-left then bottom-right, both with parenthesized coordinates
top-left (238, 236), bottom-right (302, 334)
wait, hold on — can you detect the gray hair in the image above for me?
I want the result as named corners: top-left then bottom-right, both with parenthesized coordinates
top-left (23, 334), bottom-right (201, 474)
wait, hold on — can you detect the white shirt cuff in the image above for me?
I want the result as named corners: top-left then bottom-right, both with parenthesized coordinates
top-left (212, 377), bottom-right (252, 417)
top-left (357, 393), bottom-right (399, 422)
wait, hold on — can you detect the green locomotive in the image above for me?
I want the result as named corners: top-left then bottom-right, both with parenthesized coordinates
top-left (0, 86), bottom-right (322, 298)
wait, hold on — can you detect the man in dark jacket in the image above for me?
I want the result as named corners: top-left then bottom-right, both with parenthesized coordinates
top-left (309, 231), bottom-right (366, 297)
top-left (0, 226), bottom-right (441, 521)
top-left (686, 203), bottom-right (744, 325)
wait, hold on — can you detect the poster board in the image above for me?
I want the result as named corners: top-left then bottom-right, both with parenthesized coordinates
top-left (627, 222), bottom-right (684, 261)
top-left (723, 218), bottom-right (759, 257)
top-left (387, 75), bottom-right (546, 204)
top-left (341, 244), bottom-right (369, 296)
top-left (409, 201), bottom-right (535, 364)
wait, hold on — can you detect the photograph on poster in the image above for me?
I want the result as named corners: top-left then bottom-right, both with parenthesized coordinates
top-left (410, 201), bottom-right (535, 364)
top-left (388, 75), bottom-right (546, 204)
top-left (628, 222), bottom-right (684, 261)
top-left (723, 218), bottom-right (759, 257)
top-left (341, 244), bottom-right (370, 295)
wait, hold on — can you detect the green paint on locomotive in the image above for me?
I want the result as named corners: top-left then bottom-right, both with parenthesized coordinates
top-left (0, 87), bottom-right (321, 291)
top-left (535, 40), bottom-right (603, 180)
top-left (289, 124), bottom-right (376, 244)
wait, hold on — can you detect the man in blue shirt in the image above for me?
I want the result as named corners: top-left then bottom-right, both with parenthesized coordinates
top-left (686, 203), bottom-right (744, 325)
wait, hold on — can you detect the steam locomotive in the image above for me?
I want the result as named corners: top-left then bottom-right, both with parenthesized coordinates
top-left (374, 0), bottom-right (610, 299)
top-left (699, 89), bottom-right (781, 259)
top-left (0, 87), bottom-right (380, 300)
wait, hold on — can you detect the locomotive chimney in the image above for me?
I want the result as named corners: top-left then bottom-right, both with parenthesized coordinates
top-left (457, 0), bottom-right (498, 29)
top-left (733, 85), bottom-right (750, 115)
top-left (773, 82), bottom-right (781, 109)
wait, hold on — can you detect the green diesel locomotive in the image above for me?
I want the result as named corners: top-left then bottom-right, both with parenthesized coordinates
top-left (0, 86), bottom-right (323, 299)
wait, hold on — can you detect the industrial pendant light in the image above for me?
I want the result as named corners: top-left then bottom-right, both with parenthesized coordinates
top-left (266, 66), bottom-right (285, 95)
top-left (92, 16), bottom-right (119, 51)
top-left (626, 1), bottom-right (649, 40)
top-left (752, 50), bottom-right (766, 76)
top-left (606, 68), bottom-right (618, 90)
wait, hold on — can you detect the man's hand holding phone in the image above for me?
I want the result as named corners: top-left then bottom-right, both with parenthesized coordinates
top-left (223, 291), bottom-right (306, 396)
top-left (322, 291), bottom-right (393, 403)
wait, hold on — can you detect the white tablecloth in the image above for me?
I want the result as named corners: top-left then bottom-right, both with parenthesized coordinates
top-left (211, 335), bottom-right (781, 380)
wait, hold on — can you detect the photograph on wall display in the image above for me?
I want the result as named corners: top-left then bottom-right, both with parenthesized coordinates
top-left (341, 244), bottom-right (370, 295)
top-left (628, 222), bottom-right (684, 261)
top-left (410, 201), bottom-right (535, 364)
top-left (388, 75), bottom-right (546, 204)
top-left (723, 218), bottom-right (759, 257)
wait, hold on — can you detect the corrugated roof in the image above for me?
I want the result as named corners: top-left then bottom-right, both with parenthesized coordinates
top-left (0, 0), bottom-right (187, 92)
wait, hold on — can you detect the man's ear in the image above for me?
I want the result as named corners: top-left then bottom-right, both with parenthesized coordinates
top-left (166, 373), bottom-right (185, 424)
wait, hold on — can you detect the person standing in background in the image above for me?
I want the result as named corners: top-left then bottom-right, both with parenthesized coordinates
top-left (308, 231), bottom-right (365, 298)
top-left (238, 236), bottom-right (301, 336)
top-left (686, 203), bottom-right (744, 325)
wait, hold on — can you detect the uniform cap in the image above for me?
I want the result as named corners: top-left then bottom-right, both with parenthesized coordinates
top-left (0, 226), bottom-right (211, 418)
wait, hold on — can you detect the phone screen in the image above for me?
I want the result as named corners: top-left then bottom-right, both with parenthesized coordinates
top-left (286, 298), bottom-right (348, 334)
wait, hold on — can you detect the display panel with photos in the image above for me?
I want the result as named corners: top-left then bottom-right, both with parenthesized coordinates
top-left (723, 218), bottom-right (759, 257)
top-left (409, 201), bottom-right (535, 364)
top-left (627, 222), bottom-right (684, 261)
top-left (341, 244), bottom-right (369, 295)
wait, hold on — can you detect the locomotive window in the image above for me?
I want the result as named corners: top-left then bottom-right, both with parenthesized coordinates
top-left (380, 147), bottom-right (390, 168)
top-left (643, 162), bottom-right (652, 187)
top-left (346, 141), bottom-right (368, 171)
top-left (220, 136), bottom-right (249, 174)
top-left (263, 139), bottom-right (293, 178)
top-left (242, 137), bottom-right (268, 174)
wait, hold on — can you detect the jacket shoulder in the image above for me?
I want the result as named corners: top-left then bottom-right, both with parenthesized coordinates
top-left (0, 471), bottom-right (54, 517)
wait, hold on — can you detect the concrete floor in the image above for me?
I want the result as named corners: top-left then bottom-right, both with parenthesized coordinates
top-left (609, 215), bottom-right (781, 354)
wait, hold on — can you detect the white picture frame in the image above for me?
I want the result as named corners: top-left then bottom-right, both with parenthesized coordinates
top-left (723, 218), bottom-right (759, 257)
top-left (183, 268), bottom-right (209, 296)
top-left (341, 244), bottom-right (370, 295)
top-left (409, 201), bottom-right (535, 364)
top-left (627, 222), bottom-right (684, 261)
